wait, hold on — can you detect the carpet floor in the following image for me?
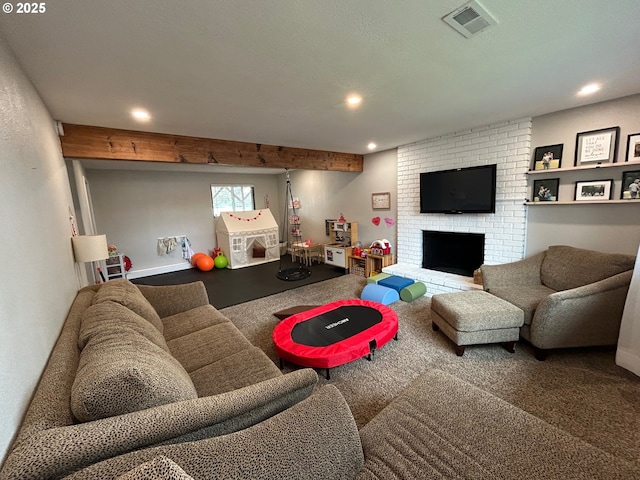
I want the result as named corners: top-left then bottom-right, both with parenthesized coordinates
top-left (219, 274), bottom-right (640, 466)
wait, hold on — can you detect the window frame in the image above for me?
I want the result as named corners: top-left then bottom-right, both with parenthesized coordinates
top-left (211, 184), bottom-right (256, 217)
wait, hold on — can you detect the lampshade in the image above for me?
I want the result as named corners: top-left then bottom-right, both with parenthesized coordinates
top-left (72, 234), bottom-right (109, 263)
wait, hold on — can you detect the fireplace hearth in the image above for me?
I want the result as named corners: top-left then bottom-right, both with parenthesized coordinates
top-left (423, 230), bottom-right (484, 277)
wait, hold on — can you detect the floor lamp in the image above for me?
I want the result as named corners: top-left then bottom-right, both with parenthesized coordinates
top-left (72, 234), bottom-right (109, 284)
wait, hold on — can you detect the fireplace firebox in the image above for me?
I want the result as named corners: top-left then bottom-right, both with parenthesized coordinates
top-left (422, 230), bottom-right (484, 277)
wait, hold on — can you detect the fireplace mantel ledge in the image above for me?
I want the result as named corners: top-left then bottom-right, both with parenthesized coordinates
top-left (382, 263), bottom-right (482, 297)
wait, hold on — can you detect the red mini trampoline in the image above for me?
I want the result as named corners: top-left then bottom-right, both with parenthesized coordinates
top-left (272, 299), bottom-right (398, 379)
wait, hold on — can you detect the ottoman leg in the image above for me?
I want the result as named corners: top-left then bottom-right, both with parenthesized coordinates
top-left (432, 322), bottom-right (440, 332)
top-left (533, 347), bottom-right (548, 361)
top-left (455, 345), bottom-right (465, 356)
top-left (502, 341), bottom-right (516, 353)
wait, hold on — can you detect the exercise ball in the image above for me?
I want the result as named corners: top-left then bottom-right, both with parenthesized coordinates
top-left (196, 255), bottom-right (214, 271)
top-left (191, 252), bottom-right (206, 266)
top-left (214, 254), bottom-right (228, 269)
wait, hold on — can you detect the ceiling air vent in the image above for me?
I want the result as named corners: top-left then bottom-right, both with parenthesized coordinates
top-left (443, 0), bottom-right (497, 38)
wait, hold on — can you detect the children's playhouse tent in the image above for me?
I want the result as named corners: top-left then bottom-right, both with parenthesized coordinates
top-left (215, 209), bottom-right (280, 269)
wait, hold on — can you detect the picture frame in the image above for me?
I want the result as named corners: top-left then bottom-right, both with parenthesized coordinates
top-left (574, 179), bottom-right (613, 201)
top-left (620, 170), bottom-right (640, 200)
top-left (372, 192), bottom-right (391, 210)
top-left (533, 178), bottom-right (559, 202)
top-left (532, 144), bottom-right (563, 170)
top-left (625, 133), bottom-right (640, 162)
top-left (574, 126), bottom-right (619, 166)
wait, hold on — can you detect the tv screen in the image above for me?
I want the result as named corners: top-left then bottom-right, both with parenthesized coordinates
top-left (420, 164), bottom-right (497, 214)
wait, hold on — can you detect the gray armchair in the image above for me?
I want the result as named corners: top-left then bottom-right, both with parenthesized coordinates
top-left (481, 245), bottom-right (635, 360)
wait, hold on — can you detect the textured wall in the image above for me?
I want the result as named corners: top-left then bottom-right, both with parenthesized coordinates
top-left (0, 36), bottom-right (78, 462)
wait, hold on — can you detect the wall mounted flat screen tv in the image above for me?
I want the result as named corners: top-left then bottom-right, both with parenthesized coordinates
top-left (420, 164), bottom-right (497, 214)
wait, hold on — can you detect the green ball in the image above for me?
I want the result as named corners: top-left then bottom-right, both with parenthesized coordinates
top-left (214, 254), bottom-right (228, 269)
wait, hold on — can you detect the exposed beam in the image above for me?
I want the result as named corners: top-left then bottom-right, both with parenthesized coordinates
top-left (59, 124), bottom-right (363, 172)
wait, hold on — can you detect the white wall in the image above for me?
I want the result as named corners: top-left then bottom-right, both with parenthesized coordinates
top-left (527, 94), bottom-right (640, 256)
top-left (86, 168), bottom-right (282, 277)
top-left (396, 118), bottom-right (531, 269)
top-left (284, 149), bottom-right (398, 252)
top-left (85, 150), bottom-right (397, 278)
top-left (0, 36), bottom-right (79, 463)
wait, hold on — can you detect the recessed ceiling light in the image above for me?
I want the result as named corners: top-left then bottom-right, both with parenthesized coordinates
top-left (346, 94), bottom-right (362, 107)
top-left (131, 109), bottom-right (151, 121)
top-left (367, 142), bottom-right (377, 150)
top-left (577, 83), bottom-right (600, 96)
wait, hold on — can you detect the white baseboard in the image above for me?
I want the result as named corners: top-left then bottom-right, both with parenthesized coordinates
top-left (615, 347), bottom-right (640, 377)
top-left (126, 262), bottom-right (193, 279)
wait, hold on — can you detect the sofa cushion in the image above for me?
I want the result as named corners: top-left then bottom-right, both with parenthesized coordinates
top-left (189, 347), bottom-right (282, 396)
top-left (71, 326), bottom-right (198, 422)
top-left (357, 369), bottom-right (640, 480)
top-left (93, 279), bottom-right (163, 333)
top-left (79, 301), bottom-right (169, 352)
top-left (166, 322), bottom-right (254, 373)
top-left (115, 456), bottom-right (194, 480)
top-left (161, 304), bottom-right (230, 342)
top-left (541, 245), bottom-right (635, 292)
top-left (489, 285), bottom-right (556, 325)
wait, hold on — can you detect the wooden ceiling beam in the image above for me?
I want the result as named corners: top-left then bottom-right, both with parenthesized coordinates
top-left (59, 124), bottom-right (363, 172)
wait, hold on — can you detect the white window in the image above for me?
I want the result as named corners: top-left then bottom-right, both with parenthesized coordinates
top-left (211, 185), bottom-right (255, 216)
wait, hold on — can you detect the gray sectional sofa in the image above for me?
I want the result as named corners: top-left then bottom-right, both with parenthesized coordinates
top-left (2, 279), bottom-right (638, 479)
top-left (0, 280), bottom-right (319, 479)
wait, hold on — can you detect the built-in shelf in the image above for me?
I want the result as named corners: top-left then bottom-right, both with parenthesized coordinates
top-left (525, 200), bottom-right (640, 206)
top-left (527, 160), bottom-right (640, 175)
top-left (526, 160), bottom-right (640, 205)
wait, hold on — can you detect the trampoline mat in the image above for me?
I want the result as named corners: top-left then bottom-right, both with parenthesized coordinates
top-left (291, 305), bottom-right (382, 347)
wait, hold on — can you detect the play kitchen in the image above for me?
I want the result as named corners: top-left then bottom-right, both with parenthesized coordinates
top-left (323, 219), bottom-right (358, 269)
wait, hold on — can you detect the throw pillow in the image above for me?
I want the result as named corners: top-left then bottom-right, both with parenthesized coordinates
top-left (93, 279), bottom-right (163, 333)
top-left (78, 301), bottom-right (169, 352)
top-left (71, 326), bottom-right (197, 422)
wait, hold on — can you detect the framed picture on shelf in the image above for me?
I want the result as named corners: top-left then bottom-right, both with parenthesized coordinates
top-left (574, 126), bottom-right (619, 166)
top-left (533, 178), bottom-right (559, 202)
top-left (625, 133), bottom-right (640, 162)
top-left (620, 170), bottom-right (640, 200)
top-left (532, 144), bottom-right (563, 170)
top-left (574, 179), bottom-right (613, 201)
top-left (371, 192), bottom-right (391, 210)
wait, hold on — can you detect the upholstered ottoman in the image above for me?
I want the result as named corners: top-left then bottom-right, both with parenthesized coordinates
top-left (430, 290), bottom-right (524, 356)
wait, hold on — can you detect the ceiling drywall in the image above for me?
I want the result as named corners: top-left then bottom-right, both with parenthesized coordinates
top-left (1, 0), bottom-right (639, 155)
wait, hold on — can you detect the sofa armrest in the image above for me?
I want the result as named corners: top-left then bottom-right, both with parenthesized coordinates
top-left (64, 385), bottom-right (364, 480)
top-left (136, 282), bottom-right (209, 318)
top-left (1, 369), bottom-right (318, 480)
top-left (480, 251), bottom-right (546, 291)
top-left (530, 270), bottom-right (633, 349)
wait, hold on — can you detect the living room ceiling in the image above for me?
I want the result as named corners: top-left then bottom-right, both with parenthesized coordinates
top-left (1, 1), bottom-right (639, 155)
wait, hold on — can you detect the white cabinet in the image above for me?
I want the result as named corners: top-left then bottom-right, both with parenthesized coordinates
top-left (324, 245), bottom-right (352, 269)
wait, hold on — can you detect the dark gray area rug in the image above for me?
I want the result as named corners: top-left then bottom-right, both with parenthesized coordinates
top-left (133, 257), bottom-right (344, 309)
top-left (220, 275), bottom-right (640, 466)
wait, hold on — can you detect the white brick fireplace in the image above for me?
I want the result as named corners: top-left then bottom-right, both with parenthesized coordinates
top-left (384, 118), bottom-right (531, 295)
